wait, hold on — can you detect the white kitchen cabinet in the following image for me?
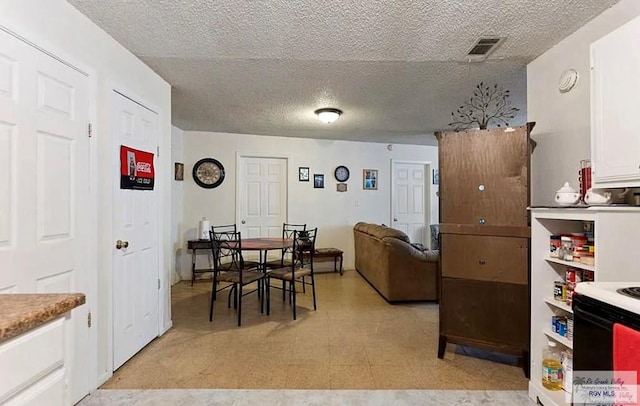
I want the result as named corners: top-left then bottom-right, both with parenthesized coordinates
top-left (591, 15), bottom-right (640, 188)
top-left (0, 317), bottom-right (68, 405)
top-left (528, 207), bottom-right (640, 406)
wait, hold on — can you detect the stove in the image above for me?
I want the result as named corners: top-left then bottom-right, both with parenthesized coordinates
top-left (573, 282), bottom-right (640, 374)
top-left (618, 287), bottom-right (640, 299)
top-left (575, 282), bottom-right (640, 316)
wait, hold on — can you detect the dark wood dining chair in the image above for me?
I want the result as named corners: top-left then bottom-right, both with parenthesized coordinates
top-left (209, 230), bottom-right (267, 326)
top-left (267, 228), bottom-right (317, 320)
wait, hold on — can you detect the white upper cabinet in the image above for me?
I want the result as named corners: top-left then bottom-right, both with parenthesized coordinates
top-left (591, 15), bottom-right (640, 188)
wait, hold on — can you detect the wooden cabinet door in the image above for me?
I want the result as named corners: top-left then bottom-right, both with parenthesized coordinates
top-left (438, 126), bottom-right (529, 227)
top-left (591, 15), bottom-right (640, 187)
top-left (440, 234), bottom-right (528, 285)
top-left (440, 277), bottom-right (529, 351)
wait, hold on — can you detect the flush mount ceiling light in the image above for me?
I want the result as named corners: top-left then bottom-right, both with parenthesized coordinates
top-left (314, 108), bottom-right (342, 124)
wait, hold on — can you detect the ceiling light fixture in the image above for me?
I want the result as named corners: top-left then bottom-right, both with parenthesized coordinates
top-left (314, 108), bottom-right (342, 124)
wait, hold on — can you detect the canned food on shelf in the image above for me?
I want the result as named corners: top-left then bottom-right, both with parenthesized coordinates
top-left (550, 235), bottom-right (561, 258)
top-left (554, 281), bottom-right (567, 301)
top-left (561, 236), bottom-right (573, 261)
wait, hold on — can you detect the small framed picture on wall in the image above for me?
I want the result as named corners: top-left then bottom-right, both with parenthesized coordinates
top-left (174, 162), bottom-right (184, 181)
top-left (299, 167), bottom-right (310, 181)
top-left (363, 169), bottom-right (378, 190)
top-left (314, 174), bottom-right (324, 188)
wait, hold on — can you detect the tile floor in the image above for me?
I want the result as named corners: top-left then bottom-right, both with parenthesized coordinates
top-left (80, 389), bottom-right (535, 405)
top-left (100, 270), bottom-right (529, 391)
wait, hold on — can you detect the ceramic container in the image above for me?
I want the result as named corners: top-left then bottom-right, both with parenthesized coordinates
top-left (555, 182), bottom-right (580, 206)
top-left (584, 188), bottom-right (612, 205)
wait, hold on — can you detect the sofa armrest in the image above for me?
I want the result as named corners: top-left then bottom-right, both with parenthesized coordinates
top-left (423, 249), bottom-right (439, 263)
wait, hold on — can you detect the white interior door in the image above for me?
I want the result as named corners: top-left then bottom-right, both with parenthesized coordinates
top-left (112, 91), bottom-right (159, 370)
top-left (0, 29), bottom-right (91, 403)
top-left (237, 156), bottom-right (287, 239)
top-left (392, 161), bottom-right (430, 245)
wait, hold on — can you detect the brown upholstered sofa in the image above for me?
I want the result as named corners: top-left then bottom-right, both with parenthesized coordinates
top-left (353, 222), bottom-right (439, 302)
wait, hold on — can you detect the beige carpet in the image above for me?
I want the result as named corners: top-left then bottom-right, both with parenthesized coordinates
top-left (102, 270), bottom-right (528, 390)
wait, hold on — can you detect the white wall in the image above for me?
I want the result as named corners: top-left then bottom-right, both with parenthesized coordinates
top-left (182, 131), bottom-right (438, 278)
top-left (527, 0), bottom-right (640, 205)
top-left (0, 0), bottom-right (172, 389)
top-left (171, 126), bottom-right (184, 285)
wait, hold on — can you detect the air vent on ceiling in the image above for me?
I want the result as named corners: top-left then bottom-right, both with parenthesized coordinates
top-left (466, 36), bottom-right (505, 61)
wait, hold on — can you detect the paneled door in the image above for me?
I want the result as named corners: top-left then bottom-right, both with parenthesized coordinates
top-left (237, 156), bottom-right (287, 240)
top-left (0, 29), bottom-right (91, 403)
top-left (111, 91), bottom-right (159, 370)
top-left (391, 162), bottom-right (430, 245)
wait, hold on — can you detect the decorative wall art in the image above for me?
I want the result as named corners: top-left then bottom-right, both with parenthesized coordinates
top-left (299, 167), bottom-right (310, 181)
top-left (120, 145), bottom-right (155, 190)
top-left (337, 183), bottom-right (347, 192)
top-left (314, 174), bottom-right (324, 188)
top-left (363, 169), bottom-right (378, 190)
top-left (174, 162), bottom-right (184, 181)
top-left (448, 82), bottom-right (520, 131)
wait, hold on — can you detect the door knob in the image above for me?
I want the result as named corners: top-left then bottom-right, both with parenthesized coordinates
top-left (241, 220), bottom-right (246, 224)
top-left (116, 240), bottom-right (129, 249)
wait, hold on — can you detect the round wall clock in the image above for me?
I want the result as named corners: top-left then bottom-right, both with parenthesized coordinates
top-left (192, 158), bottom-right (225, 188)
top-left (334, 165), bottom-right (350, 182)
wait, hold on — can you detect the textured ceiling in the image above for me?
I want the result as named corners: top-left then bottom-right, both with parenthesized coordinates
top-left (69, 0), bottom-right (620, 145)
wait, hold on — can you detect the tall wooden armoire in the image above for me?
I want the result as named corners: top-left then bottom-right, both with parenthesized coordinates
top-left (435, 123), bottom-right (534, 376)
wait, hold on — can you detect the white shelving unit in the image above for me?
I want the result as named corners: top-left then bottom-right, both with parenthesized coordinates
top-left (545, 257), bottom-right (595, 272)
top-left (529, 207), bottom-right (640, 406)
top-left (544, 297), bottom-right (573, 314)
top-left (543, 329), bottom-right (572, 349)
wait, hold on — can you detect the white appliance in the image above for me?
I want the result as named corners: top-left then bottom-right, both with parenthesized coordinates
top-left (575, 282), bottom-right (640, 315)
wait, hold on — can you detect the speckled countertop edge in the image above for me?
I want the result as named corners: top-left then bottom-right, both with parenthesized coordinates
top-left (0, 293), bottom-right (86, 342)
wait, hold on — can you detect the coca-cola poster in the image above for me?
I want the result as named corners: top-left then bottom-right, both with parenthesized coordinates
top-left (120, 145), bottom-right (155, 190)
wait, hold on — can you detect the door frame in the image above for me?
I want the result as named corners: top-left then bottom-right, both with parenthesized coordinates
top-left (108, 84), bottom-right (167, 375)
top-left (235, 152), bottom-right (291, 232)
top-left (0, 23), bottom-right (99, 401)
top-left (390, 159), bottom-right (433, 246)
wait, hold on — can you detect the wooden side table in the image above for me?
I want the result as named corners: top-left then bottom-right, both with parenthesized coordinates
top-left (187, 239), bottom-right (214, 285)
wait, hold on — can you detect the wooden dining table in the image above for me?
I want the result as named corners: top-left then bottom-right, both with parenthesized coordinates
top-left (241, 237), bottom-right (293, 270)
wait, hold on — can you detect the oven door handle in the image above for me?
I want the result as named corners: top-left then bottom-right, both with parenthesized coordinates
top-left (574, 304), bottom-right (615, 330)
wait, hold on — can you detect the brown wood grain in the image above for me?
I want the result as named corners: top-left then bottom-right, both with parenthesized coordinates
top-left (438, 126), bottom-right (530, 227)
top-left (439, 223), bottom-right (530, 238)
top-left (439, 277), bottom-right (529, 351)
top-left (436, 124), bottom-right (532, 357)
top-left (440, 234), bottom-right (529, 285)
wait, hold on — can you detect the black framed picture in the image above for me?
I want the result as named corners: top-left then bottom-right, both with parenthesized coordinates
top-left (314, 174), bottom-right (324, 188)
top-left (299, 167), bottom-right (310, 181)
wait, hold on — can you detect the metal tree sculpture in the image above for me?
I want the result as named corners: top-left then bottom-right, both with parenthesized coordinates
top-left (448, 82), bottom-right (520, 131)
